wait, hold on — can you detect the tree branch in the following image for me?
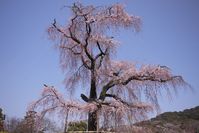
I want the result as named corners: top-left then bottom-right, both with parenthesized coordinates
top-left (94, 41), bottom-right (108, 60)
top-left (99, 75), bottom-right (183, 101)
top-left (105, 94), bottom-right (128, 105)
top-left (81, 94), bottom-right (89, 102)
top-left (95, 41), bottom-right (109, 68)
top-left (52, 19), bottom-right (71, 38)
top-left (83, 15), bottom-right (94, 62)
top-left (60, 45), bottom-right (81, 55)
top-left (52, 18), bottom-right (81, 46)
top-left (81, 55), bottom-right (91, 69)
top-left (68, 16), bottom-right (81, 44)
top-left (49, 87), bottom-right (67, 108)
top-left (121, 75), bottom-right (183, 85)
top-left (40, 106), bottom-right (59, 118)
top-left (99, 80), bottom-right (119, 101)
top-left (105, 94), bottom-right (151, 110)
top-left (97, 41), bottom-right (105, 55)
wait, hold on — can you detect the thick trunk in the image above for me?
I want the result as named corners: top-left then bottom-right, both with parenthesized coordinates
top-left (88, 110), bottom-right (97, 131)
top-left (88, 70), bottom-right (97, 131)
top-left (89, 70), bottom-right (97, 100)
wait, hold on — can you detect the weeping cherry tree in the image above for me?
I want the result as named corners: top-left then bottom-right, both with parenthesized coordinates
top-left (30, 2), bottom-right (188, 132)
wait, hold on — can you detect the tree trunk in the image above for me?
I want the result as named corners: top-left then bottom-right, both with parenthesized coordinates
top-left (88, 110), bottom-right (97, 131)
top-left (88, 70), bottom-right (97, 131)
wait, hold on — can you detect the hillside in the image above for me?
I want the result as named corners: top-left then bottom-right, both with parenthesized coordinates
top-left (135, 106), bottom-right (199, 133)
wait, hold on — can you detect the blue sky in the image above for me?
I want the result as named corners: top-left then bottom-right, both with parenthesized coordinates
top-left (0, 0), bottom-right (199, 118)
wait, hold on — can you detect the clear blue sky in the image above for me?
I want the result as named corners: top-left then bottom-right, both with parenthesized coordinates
top-left (0, 0), bottom-right (199, 118)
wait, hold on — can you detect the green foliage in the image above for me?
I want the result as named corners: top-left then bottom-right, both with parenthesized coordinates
top-left (67, 121), bottom-right (87, 131)
top-left (136, 106), bottom-right (199, 133)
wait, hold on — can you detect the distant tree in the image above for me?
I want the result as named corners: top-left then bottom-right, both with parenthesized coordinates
top-left (4, 117), bottom-right (23, 133)
top-left (30, 2), bottom-right (188, 132)
top-left (0, 108), bottom-right (5, 131)
top-left (3, 112), bottom-right (37, 133)
top-left (23, 111), bottom-right (61, 133)
top-left (4, 112), bottom-right (41, 133)
top-left (23, 111), bottom-right (37, 133)
top-left (4, 114), bottom-right (60, 133)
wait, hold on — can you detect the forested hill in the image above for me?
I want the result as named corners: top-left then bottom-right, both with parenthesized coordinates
top-left (135, 106), bottom-right (199, 133)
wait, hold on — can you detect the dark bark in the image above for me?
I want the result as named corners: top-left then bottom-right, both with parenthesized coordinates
top-left (88, 70), bottom-right (98, 131)
top-left (81, 94), bottom-right (89, 102)
top-left (88, 111), bottom-right (97, 131)
top-left (89, 78), bottom-right (97, 100)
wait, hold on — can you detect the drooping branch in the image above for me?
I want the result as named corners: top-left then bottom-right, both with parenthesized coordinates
top-left (29, 85), bottom-right (81, 114)
top-left (122, 75), bottom-right (183, 85)
top-left (99, 62), bottom-right (186, 101)
top-left (100, 75), bottom-right (184, 101)
top-left (105, 94), bottom-right (152, 110)
top-left (60, 45), bottom-right (82, 55)
top-left (39, 106), bottom-right (59, 119)
top-left (105, 94), bottom-right (129, 106)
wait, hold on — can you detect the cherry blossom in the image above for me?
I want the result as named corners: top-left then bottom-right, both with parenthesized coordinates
top-left (30, 2), bottom-right (188, 132)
